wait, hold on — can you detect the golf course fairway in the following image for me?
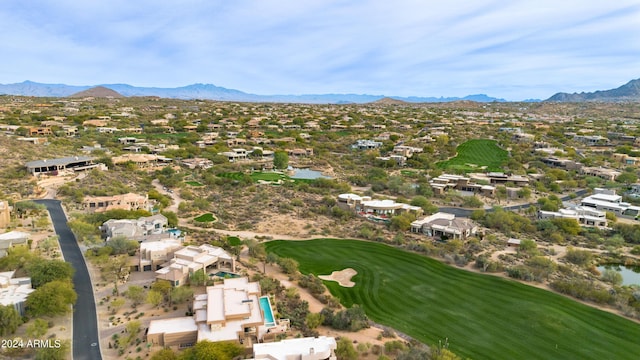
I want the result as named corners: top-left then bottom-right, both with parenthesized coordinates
top-left (265, 239), bottom-right (640, 359)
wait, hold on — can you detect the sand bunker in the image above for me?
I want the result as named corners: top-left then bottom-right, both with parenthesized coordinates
top-left (319, 268), bottom-right (357, 288)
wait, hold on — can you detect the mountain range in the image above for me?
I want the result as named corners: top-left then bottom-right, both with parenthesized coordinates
top-left (547, 78), bottom-right (640, 102)
top-left (1, 79), bottom-right (639, 103)
top-left (0, 80), bottom-right (507, 104)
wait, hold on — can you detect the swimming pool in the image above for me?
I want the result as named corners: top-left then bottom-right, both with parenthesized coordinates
top-left (209, 271), bottom-right (241, 278)
top-left (259, 296), bottom-right (276, 327)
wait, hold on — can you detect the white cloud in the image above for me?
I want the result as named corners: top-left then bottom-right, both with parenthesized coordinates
top-left (0, 0), bottom-right (639, 99)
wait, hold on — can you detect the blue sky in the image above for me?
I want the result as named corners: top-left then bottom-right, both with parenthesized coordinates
top-left (1, 0), bottom-right (639, 100)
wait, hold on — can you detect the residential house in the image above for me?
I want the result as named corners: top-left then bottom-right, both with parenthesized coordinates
top-left (155, 244), bottom-right (235, 286)
top-left (351, 139), bottom-right (382, 150)
top-left (138, 239), bottom-right (183, 272)
top-left (430, 174), bottom-right (495, 196)
top-left (147, 277), bottom-right (287, 348)
top-left (111, 153), bottom-right (172, 167)
top-left (337, 193), bottom-right (423, 220)
top-left (181, 158), bottom-right (214, 170)
top-left (580, 167), bottom-right (621, 181)
top-left (0, 231), bottom-right (29, 258)
top-left (100, 214), bottom-right (168, 241)
top-left (218, 148), bottom-right (249, 162)
top-left (580, 188), bottom-right (640, 217)
top-left (287, 148), bottom-right (314, 157)
top-left (410, 212), bottom-right (478, 240)
top-left (541, 157), bottom-right (582, 170)
top-left (82, 193), bottom-right (150, 213)
top-left (251, 337), bottom-right (337, 360)
top-left (0, 271), bottom-right (34, 316)
top-left (25, 156), bottom-right (101, 176)
top-left (538, 206), bottom-right (608, 227)
top-left (28, 127), bottom-right (53, 136)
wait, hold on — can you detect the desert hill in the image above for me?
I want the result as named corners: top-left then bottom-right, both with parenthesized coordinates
top-left (547, 78), bottom-right (640, 102)
top-left (69, 86), bottom-right (125, 98)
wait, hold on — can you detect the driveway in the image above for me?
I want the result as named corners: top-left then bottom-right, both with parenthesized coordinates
top-left (35, 199), bottom-right (102, 360)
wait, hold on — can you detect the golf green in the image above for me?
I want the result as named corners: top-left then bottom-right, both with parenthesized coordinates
top-left (265, 239), bottom-right (640, 359)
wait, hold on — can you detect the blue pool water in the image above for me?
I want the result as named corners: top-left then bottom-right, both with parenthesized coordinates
top-left (167, 228), bottom-right (182, 237)
top-left (209, 271), bottom-right (241, 278)
top-left (259, 296), bottom-right (276, 327)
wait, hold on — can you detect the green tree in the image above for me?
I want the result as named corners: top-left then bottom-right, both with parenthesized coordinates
top-left (335, 337), bottom-right (358, 360)
top-left (147, 290), bottom-right (163, 308)
top-left (516, 187), bottom-right (532, 199)
top-left (277, 257), bottom-right (299, 275)
top-left (67, 219), bottom-right (101, 244)
top-left (125, 285), bottom-right (146, 307)
top-left (601, 269), bottom-right (623, 285)
top-left (27, 259), bottom-right (75, 288)
top-left (390, 212), bottom-right (416, 232)
top-left (162, 211), bottom-right (179, 227)
top-left (171, 286), bottom-right (194, 304)
top-left (107, 235), bottom-right (139, 255)
top-left (26, 318), bottom-right (49, 338)
top-left (190, 269), bottom-right (207, 286)
top-left (306, 312), bottom-right (325, 330)
top-left (0, 245), bottom-right (36, 272)
top-left (0, 305), bottom-right (22, 336)
top-left (616, 171), bottom-right (638, 186)
top-left (151, 348), bottom-right (178, 360)
top-left (273, 151), bottom-right (289, 169)
top-left (495, 186), bottom-right (507, 204)
top-left (180, 340), bottom-right (244, 360)
top-left (27, 280), bottom-right (77, 317)
top-left (565, 247), bottom-right (593, 266)
top-left (101, 255), bottom-right (130, 296)
top-left (110, 298), bottom-right (125, 314)
top-left (34, 340), bottom-right (69, 360)
top-left (410, 196), bottom-right (438, 213)
top-left (125, 320), bottom-right (141, 344)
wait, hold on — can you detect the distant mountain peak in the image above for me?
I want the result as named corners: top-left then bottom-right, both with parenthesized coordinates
top-left (546, 78), bottom-right (640, 102)
top-left (69, 86), bottom-right (125, 98)
top-left (0, 80), bottom-right (507, 104)
top-left (372, 97), bottom-right (408, 105)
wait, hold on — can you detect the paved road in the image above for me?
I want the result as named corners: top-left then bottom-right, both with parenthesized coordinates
top-left (35, 199), bottom-right (102, 360)
top-left (439, 189), bottom-right (590, 217)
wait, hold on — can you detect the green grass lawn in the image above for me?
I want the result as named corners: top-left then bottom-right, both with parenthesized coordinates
top-left (265, 239), bottom-right (640, 360)
top-left (193, 213), bottom-right (216, 222)
top-left (437, 139), bottom-right (508, 172)
top-left (226, 236), bottom-right (242, 246)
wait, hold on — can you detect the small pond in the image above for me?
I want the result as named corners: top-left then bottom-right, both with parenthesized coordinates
top-left (597, 264), bottom-right (640, 286)
top-left (289, 168), bottom-right (331, 180)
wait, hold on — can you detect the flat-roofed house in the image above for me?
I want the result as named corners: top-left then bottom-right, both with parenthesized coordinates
top-left (155, 245), bottom-right (235, 286)
top-left (25, 156), bottom-right (99, 176)
top-left (337, 194), bottom-right (423, 220)
top-left (147, 277), bottom-right (283, 349)
top-left (100, 214), bottom-right (168, 241)
top-left (251, 336), bottom-right (337, 360)
top-left (0, 231), bottom-right (29, 258)
top-left (580, 188), bottom-right (640, 217)
top-left (0, 271), bottom-right (34, 316)
top-left (411, 212), bottom-right (478, 240)
top-left (138, 239), bottom-right (183, 272)
top-left (82, 193), bottom-right (150, 213)
top-left (538, 206), bottom-right (608, 227)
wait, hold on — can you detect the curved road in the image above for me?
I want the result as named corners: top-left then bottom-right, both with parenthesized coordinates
top-left (438, 189), bottom-right (589, 217)
top-left (35, 199), bottom-right (102, 360)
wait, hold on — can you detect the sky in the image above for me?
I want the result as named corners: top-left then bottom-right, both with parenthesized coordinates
top-left (1, 0), bottom-right (639, 101)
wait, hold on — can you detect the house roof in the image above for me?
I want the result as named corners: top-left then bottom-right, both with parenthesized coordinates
top-left (25, 156), bottom-right (94, 169)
